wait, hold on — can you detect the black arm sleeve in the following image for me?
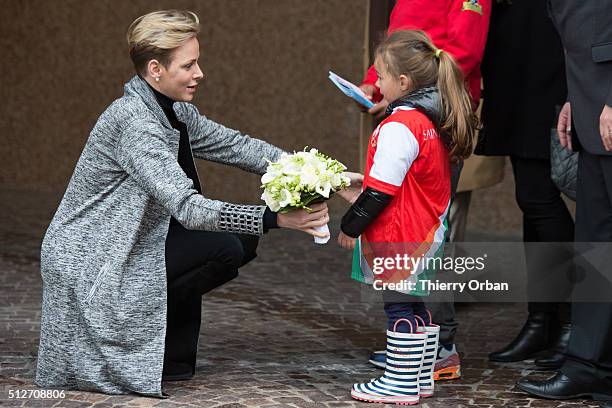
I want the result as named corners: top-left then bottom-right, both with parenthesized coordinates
top-left (340, 187), bottom-right (393, 238)
top-left (262, 207), bottom-right (279, 233)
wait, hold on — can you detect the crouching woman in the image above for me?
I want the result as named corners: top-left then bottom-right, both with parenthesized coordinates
top-left (35, 10), bottom-right (329, 397)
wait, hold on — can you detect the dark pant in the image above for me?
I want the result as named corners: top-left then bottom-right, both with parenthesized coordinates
top-left (384, 299), bottom-right (427, 334)
top-left (163, 222), bottom-right (259, 375)
top-left (423, 161), bottom-right (463, 345)
top-left (561, 150), bottom-right (612, 390)
top-left (510, 156), bottom-right (575, 323)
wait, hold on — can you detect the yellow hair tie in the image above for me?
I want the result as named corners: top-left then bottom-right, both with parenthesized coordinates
top-left (435, 48), bottom-right (443, 59)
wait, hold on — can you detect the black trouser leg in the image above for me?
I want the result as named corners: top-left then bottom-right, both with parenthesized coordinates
top-left (163, 224), bottom-right (259, 378)
top-left (164, 290), bottom-right (202, 379)
top-left (510, 156), bottom-right (574, 316)
top-left (490, 157), bottom-right (575, 362)
top-left (561, 151), bottom-right (612, 390)
top-left (424, 161), bottom-right (463, 345)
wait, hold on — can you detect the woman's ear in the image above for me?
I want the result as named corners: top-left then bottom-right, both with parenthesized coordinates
top-left (146, 59), bottom-right (163, 81)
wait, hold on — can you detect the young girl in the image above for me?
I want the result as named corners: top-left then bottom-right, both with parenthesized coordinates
top-left (338, 30), bottom-right (477, 405)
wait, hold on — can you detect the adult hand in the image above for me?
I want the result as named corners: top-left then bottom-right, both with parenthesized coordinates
top-left (599, 104), bottom-right (612, 152)
top-left (557, 102), bottom-right (573, 150)
top-left (358, 84), bottom-right (388, 118)
top-left (357, 84), bottom-right (377, 112)
top-left (337, 230), bottom-right (357, 250)
top-left (277, 202), bottom-right (330, 238)
top-left (368, 99), bottom-right (389, 119)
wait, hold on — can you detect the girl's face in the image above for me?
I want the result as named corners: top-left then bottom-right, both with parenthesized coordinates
top-left (151, 37), bottom-right (204, 102)
top-left (374, 55), bottom-right (412, 104)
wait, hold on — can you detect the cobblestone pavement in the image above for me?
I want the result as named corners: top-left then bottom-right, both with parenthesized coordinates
top-left (0, 189), bottom-right (609, 408)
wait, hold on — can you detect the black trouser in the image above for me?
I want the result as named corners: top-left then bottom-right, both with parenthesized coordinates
top-left (163, 222), bottom-right (259, 374)
top-left (510, 156), bottom-right (575, 323)
top-left (561, 150), bottom-right (612, 390)
top-left (423, 161), bottom-right (463, 345)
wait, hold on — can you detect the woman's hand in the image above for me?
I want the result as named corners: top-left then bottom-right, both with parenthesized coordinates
top-left (557, 102), bottom-right (573, 150)
top-left (277, 202), bottom-right (330, 238)
top-left (337, 231), bottom-right (356, 250)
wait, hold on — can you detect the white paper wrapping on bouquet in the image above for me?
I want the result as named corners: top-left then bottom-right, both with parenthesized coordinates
top-left (314, 224), bottom-right (330, 244)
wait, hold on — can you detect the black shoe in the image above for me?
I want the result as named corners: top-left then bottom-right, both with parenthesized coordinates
top-left (516, 372), bottom-right (612, 401)
top-left (489, 312), bottom-right (551, 362)
top-left (535, 323), bottom-right (571, 369)
top-left (162, 361), bottom-right (194, 381)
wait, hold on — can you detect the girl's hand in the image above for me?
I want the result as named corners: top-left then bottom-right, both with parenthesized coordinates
top-left (337, 172), bottom-right (363, 204)
top-left (337, 188), bottom-right (361, 205)
top-left (277, 202), bottom-right (330, 238)
top-left (345, 171), bottom-right (364, 187)
top-left (338, 231), bottom-right (357, 250)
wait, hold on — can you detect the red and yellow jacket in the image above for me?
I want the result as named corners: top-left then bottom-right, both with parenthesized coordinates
top-left (363, 0), bottom-right (491, 105)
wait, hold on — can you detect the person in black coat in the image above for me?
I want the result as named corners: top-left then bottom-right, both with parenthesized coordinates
top-left (476, 0), bottom-right (574, 369)
top-left (516, 0), bottom-right (612, 402)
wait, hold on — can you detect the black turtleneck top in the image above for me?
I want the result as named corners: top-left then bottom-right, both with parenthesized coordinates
top-left (147, 82), bottom-right (277, 232)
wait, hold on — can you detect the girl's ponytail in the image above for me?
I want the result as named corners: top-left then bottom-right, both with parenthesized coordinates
top-left (436, 50), bottom-right (479, 160)
top-left (375, 30), bottom-right (478, 160)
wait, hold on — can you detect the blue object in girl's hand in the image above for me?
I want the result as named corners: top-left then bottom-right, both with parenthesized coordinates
top-left (328, 70), bottom-right (375, 109)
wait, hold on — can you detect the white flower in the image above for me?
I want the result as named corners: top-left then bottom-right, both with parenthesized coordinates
top-left (261, 161), bottom-right (283, 184)
top-left (261, 171), bottom-right (278, 184)
top-left (299, 165), bottom-right (319, 189)
top-left (282, 160), bottom-right (302, 176)
top-left (278, 188), bottom-right (293, 208)
top-left (330, 173), bottom-right (342, 188)
top-left (261, 189), bottom-right (281, 212)
top-left (315, 180), bottom-right (332, 198)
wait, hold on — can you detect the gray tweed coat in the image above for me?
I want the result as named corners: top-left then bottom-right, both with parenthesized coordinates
top-left (35, 75), bottom-right (283, 396)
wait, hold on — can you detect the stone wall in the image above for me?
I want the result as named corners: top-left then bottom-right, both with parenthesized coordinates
top-left (0, 0), bottom-right (367, 204)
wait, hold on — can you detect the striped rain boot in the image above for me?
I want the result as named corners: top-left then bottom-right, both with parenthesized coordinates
top-left (415, 314), bottom-right (440, 398)
top-left (369, 344), bottom-right (462, 381)
top-left (351, 318), bottom-right (427, 405)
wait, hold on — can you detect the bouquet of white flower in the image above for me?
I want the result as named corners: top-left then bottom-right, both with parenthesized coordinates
top-left (261, 148), bottom-right (351, 244)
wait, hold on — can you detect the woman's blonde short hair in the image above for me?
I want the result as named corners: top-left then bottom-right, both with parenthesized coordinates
top-left (127, 10), bottom-right (200, 75)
